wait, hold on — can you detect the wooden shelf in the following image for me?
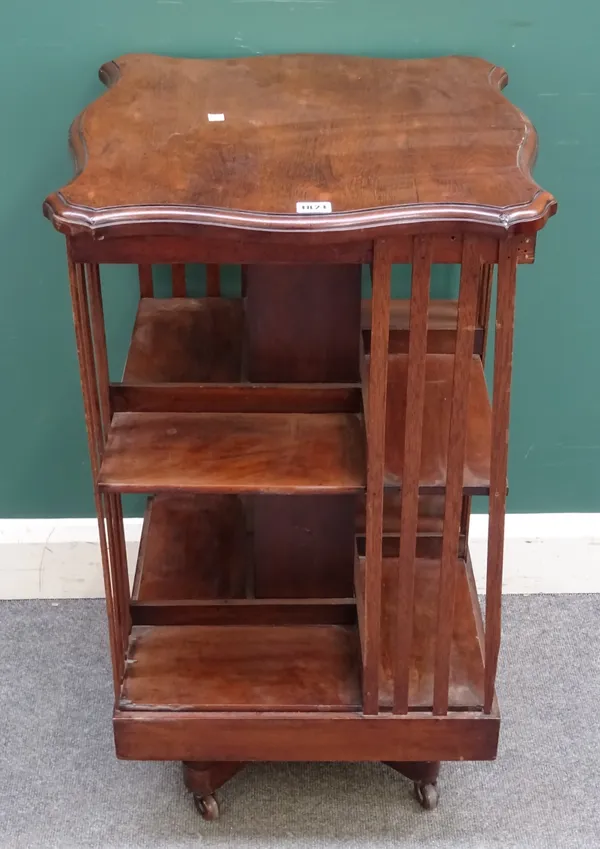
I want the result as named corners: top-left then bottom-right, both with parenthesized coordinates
top-left (120, 624), bottom-right (362, 712)
top-left (122, 297), bottom-right (479, 388)
top-left (124, 298), bottom-right (244, 383)
top-left (125, 554), bottom-right (483, 713)
top-left (362, 299), bottom-right (484, 355)
top-left (98, 412), bottom-right (365, 494)
top-left (132, 494), bottom-right (248, 603)
top-left (113, 296), bottom-right (362, 415)
top-left (356, 492), bottom-right (444, 537)
top-left (355, 556), bottom-right (484, 711)
top-left (380, 353), bottom-right (492, 494)
top-left (130, 493), bottom-right (357, 625)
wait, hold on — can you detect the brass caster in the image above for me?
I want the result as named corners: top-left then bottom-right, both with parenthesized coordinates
top-left (193, 793), bottom-right (220, 821)
top-left (415, 782), bottom-right (439, 810)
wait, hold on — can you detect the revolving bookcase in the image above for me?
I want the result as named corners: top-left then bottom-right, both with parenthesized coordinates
top-left (44, 53), bottom-right (556, 818)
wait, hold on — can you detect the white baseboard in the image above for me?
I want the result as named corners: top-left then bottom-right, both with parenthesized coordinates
top-left (0, 514), bottom-right (598, 600)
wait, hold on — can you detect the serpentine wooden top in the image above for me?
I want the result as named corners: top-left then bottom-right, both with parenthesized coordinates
top-left (44, 53), bottom-right (556, 237)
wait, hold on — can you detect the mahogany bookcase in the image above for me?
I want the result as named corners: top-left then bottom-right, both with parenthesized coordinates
top-left (44, 53), bottom-right (556, 819)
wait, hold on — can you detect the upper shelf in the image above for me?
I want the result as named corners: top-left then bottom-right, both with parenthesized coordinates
top-left (123, 298), bottom-right (244, 384)
top-left (98, 411), bottom-right (365, 494)
top-left (43, 54), bottom-right (556, 238)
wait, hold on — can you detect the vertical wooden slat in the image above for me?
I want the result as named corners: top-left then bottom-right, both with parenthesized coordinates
top-left (86, 264), bottom-right (132, 649)
top-left (358, 329), bottom-right (369, 421)
top-left (138, 264), bottom-right (153, 298)
top-left (86, 264), bottom-right (111, 434)
top-left (76, 265), bottom-right (106, 450)
top-left (477, 263), bottom-right (494, 366)
top-left (171, 263), bottom-right (186, 297)
top-left (67, 251), bottom-right (121, 696)
top-left (459, 261), bottom-right (494, 562)
top-left (484, 238), bottom-right (518, 713)
top-left (206, 264), bottom-right (221, 297)
top-left (432, 236), bottom-right (481, 716)
top-left (84, 264), bottom-right (130, 650)
top-left (362, 240), bottom-right (392, 715)
top-left (393, 235), bottom-right (432, 714)
top-left (105, 492), bottom-right (131, 650)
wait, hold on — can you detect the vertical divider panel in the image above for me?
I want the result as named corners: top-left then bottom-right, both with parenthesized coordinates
top-left (138, 264), bottom-right (153, 298)
top-left (171, 263), bottom-right (187, 297)
top-left (432, 236), bottom-right (481, 716)
top-left (393, 235), bottom-right (432, 714)
top-left (362, 240), bottom-right (392, 715)
top-left (67, 250), bottom-right (122, 695)
top-left (206, 264), bottom-right (221, 297)
top-left (484, 238), bottom-right (518, 713)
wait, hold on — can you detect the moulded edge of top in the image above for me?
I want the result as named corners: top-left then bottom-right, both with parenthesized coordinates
top-left (42, 53), bottom-right (558, 239)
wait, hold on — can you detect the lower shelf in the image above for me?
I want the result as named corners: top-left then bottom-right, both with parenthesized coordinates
top-left (132, 494), bottom-right (248, 602)
top-left (122, 561), bottom-right (484, 713)
top-left (355, 556), bottom-right (484, 711)
top-left (131, 493), bottom-right (453, 621)
top-left (120, 624), bottom-right (362, 712)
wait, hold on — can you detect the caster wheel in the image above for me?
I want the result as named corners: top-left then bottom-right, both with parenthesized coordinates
top-left (415, 782), bottom-right (439, 811)
top-left (193, 793), bottom-right (220, 821)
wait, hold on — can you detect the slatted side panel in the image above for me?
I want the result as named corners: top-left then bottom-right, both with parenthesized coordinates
top-left (85, 264), bottom-right (132, 660)
top-left (362, 240), bottom-right (392, 715)
top-left (393, 236), bottom-right (432, 714)
top-left (432, 237), bottom-right (482, 716)
top-left (484, 239), bottom-right (518, 713)
top-left (87, 264), bottom-right (131, 662)
top-left (67, 256), bottom-right (129, 697)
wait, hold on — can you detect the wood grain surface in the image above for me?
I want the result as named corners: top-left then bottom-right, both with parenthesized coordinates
top-left (44, 54), bottom-right (556, 236)
top-left (98, 412), bottom-right (366, 494)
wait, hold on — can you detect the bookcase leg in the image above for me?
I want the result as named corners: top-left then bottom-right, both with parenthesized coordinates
top-left (385, 761), bottom-right (441, 810)
top-left (182, 761), bottom-right (246, 820)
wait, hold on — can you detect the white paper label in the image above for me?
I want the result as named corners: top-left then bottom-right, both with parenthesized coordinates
top-left (296, 201), bottom-right (332, 214)
top-left (207, 113), bottom-right (225, 122)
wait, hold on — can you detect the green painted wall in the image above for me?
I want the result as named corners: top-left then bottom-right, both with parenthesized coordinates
top-left (0, 0), bottom-right (596, 517)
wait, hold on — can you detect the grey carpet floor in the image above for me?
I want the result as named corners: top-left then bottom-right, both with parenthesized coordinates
top-left (0, 596), bottom-right (599, 849)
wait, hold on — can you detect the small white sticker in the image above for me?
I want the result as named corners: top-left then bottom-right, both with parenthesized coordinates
top-left (208, 113), bottom-right (225, 122)
top-left (296, 201), bottom-right (332, 214)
